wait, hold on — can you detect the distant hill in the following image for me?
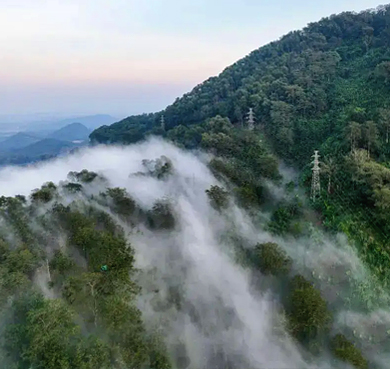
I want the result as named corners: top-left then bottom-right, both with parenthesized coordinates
top-left (0, 138), bottom-right (83, 166)
top-left (55, 114), bottom-right (118, 130)
top-left (27, 114), bottom-right (118, 132)
top-left (0, 132), bottom-right (41, 151)
top-left (14, 138), bottom-right (78, 158)
top-left (48, 123), bottom-right (90, 142)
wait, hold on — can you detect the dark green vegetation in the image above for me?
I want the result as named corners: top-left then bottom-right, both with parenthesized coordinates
top-left (205, 185), bottom-right (230, 210)
top-left (90, 5), bottom-right (390, 291)
top-left (251, 242), bottom-right (292, 276)
top-left (0, 171), bottom-right (173, 369)
top-left (240, 242), bottom-right (369, 368)
top-left (331, 334), bottom-right (369, 369)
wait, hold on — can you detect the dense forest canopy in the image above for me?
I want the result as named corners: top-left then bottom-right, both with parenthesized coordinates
top-left (91, 4), bottom-right (390, 165)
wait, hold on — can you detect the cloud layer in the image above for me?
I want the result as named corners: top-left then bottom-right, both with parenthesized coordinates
top-left (1, 137), bottom-right (389, 368)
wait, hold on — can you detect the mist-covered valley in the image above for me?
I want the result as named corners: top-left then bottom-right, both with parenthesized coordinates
top-left (0, 137), bottom-right (388, 369)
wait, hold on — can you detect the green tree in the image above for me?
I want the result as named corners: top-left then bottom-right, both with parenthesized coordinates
top-left (321, 157), bottom-right (336, 194)
top-left (364, 120), bottom-right (378, 158)
top-left (24, 299), bottom-right (79, 369)
top-left (375, 61), bottom-right (390, 85)
top-left (205, 185), bottom-right (230, 210)
top-left (330, 334), bottom-right (368, 369)
top-left (147, 200), bottom-right (176, 230)
top-left (345, 121), bottom-right (362, 152)
top-left (379, 108), bottom-right (390, 144)
top-left (287, 275), bottom-right (332, 351)
top-left (252, 242), bottom-right (292, 276)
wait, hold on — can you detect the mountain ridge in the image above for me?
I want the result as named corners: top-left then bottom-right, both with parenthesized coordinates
top-left (89, 4), bottom-right (390, 300)
top-left (48, 122), bottom-right (90, 142)
top-left (0, 132), bottom-right (41, 151)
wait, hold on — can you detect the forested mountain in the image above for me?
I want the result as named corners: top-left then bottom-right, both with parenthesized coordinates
top-left (1, 138), bottom-right (387, 369)
top-left (2, 3), bottom-right (390, 369)
top-left (90, 4), bottom-right (390, 292)
top-left (91, 5), bottom-right (390, 160)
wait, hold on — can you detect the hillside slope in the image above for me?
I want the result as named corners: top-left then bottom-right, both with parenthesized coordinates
top-left (0, 139), bottom-right (81, 167)
top-left (1, 140), bottom-right (387, 369)
top-left (91, 4), bottom-right (390, 161)
top-left (48, 123), bottom-right (90, 142)
top-left (90, 4), bottom-right (390, 287)
top-left (0, 132), bottom-right (41, 151)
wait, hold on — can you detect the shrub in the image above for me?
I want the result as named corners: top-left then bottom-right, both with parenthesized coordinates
top-left (252, 242), bottom-right (292, 276)
top-left (286, 275), bottom-right (332, 347)
top-left (330, 334), bottom-right (368, 369)
top-left (147, 201), bottom-right (176, 230)
top-left (206, 185), bottom-right (229, 210)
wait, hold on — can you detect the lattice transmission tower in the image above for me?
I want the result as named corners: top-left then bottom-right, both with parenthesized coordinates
top-left (160, 114), bottom-right (165, 131)
top-left (247, 108), bottom-right (255, 131)
top-left (311, 150), bottom-right (321, 201)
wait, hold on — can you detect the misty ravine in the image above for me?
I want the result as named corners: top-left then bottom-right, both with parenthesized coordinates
top-left (0, 137), bottom-right (388, 369)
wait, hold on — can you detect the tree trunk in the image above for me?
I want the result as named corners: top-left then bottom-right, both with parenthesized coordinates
top-left (46, 259), bottom-right (51, 282)
top-left (88, 282), bottom-right (98, 328)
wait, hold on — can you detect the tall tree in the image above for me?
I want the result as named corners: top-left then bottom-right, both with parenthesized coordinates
top-left (362, 26), bottom-right (374, 52)
top-left (379, 108), bottom-right (390, 144)
top-left (322, 157), bottom-right (336, 194)
top-left (345, 122), bottom-right (362, 153)
top-left (364, 121), bottom-right (378, 158)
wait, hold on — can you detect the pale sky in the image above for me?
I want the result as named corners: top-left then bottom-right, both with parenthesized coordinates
top-left (0, 0), bottom-right (384, 118)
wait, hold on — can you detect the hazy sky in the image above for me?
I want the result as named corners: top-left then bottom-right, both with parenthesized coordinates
top-left (0, 0), bottom-right (384, 118)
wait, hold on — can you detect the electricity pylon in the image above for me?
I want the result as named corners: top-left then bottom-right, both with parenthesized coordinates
top-left (246, 108), bottom-right (255, 131)
top-left (311, 150), bottom-right (321, 202)
top-left (161, 115), bottom-right (165, 131)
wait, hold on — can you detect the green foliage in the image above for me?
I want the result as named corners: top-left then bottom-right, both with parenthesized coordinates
top-left (330, 334), bottom-right (368, 369)
top-left (0, 182), bottom-right (173, 369)
top-left (268, 200), bottom-right (303, 236)
top-left (251, 242), bottom-right (292, 276)
top-left (73, 336), bottom-right (111, 369)
top-left (0, 243), bottom-right (39, 306)
top-left (103, 188), bottom-right (138, 218)
top-left (4, 295), bottom-right (113, 369)
top-left (67, 170), bottom-right (100, 183)
top-left (141, 156), bottom-right (174, 180)
top-left (205, 185), bottom-right (229, 210)
top-left (24, 299), bottom-right (80, 368)
top-left (31, 182), bottom-right (57, 203)
top-left (50, 250), bottom-right (76, 274)
top-left (147, 200), bottom-right (176, 230)
top-left (286, 275), bottom-right (332, 350)
top-left (63, 182), bottom-right (83, 193)
top-left (6, 247), bottom-right (38, 275)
